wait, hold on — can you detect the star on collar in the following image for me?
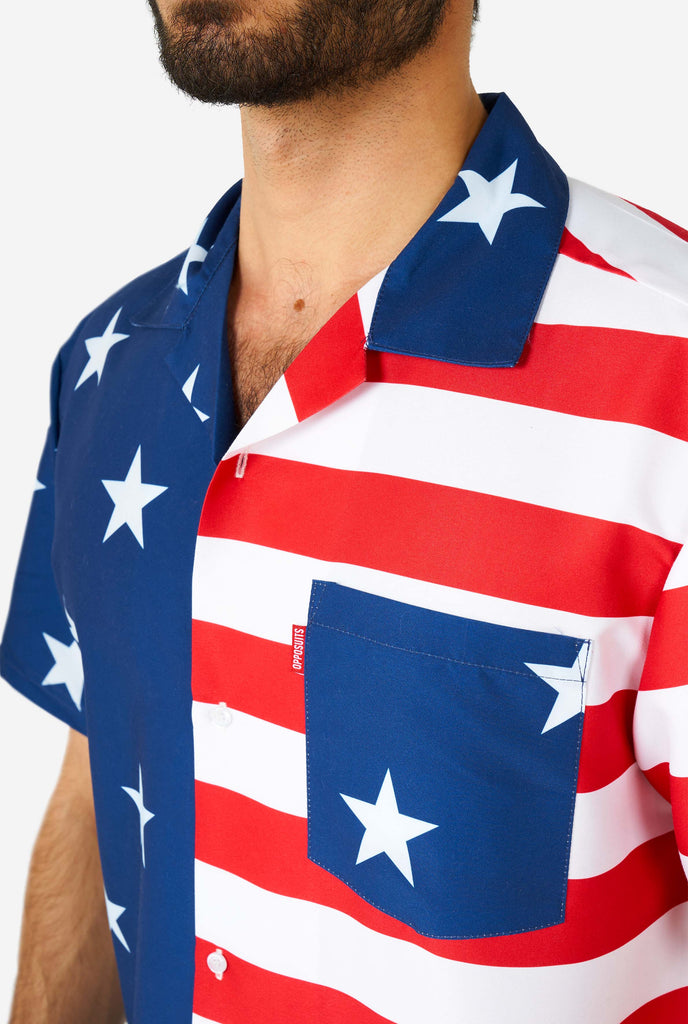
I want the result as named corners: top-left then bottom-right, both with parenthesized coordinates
top-left (438, 158), bottom-right (544, 244)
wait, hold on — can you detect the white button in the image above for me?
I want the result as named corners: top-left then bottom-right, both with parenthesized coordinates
top-left (210, 702), bottom-right (233, 727)
top-left (207, 949), bottom-right (228, 979)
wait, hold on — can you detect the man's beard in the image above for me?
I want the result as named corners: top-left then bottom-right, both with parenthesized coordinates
top-left (147, 0), bottom-right (452, 107)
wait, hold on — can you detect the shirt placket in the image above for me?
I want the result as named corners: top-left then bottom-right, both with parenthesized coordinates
top-left (189, 286), bottom-right (374, 1021)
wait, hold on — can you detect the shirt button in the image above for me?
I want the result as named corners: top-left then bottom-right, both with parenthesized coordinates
top-left (210, 701), bottom-right (233, 727)
top-left (207, 949), bottom-right (228, 979)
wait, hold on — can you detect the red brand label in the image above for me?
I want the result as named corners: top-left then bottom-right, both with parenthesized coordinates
top-left (292, 625), bottom-right (306, 673)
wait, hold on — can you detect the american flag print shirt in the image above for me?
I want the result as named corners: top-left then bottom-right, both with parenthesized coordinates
top-left (2, 92), bottom-right (688, 1023)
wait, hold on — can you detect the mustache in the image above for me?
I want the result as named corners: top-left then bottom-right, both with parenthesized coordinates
top-left (156, 0), bottom-right (239, 27)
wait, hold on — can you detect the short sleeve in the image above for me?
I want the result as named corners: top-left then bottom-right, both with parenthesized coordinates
top-left (633, 546), bottom-right (688, 880)
top-left (0, 344), bottom-right (87, 735)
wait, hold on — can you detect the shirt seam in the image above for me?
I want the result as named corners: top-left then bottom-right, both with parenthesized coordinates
top-left (308, 620), bottom-right (590, 682)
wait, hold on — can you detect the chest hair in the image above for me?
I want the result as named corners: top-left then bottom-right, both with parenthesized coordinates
top-left (228, 320), bottom-right (312, 430)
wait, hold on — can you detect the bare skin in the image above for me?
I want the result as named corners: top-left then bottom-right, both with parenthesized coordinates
top-left (10, 730), bottom-right (125, 1024)
top-left (231, 1), bottom-right (484, 422)
top-left (154, 0), bottom-right (486, 426)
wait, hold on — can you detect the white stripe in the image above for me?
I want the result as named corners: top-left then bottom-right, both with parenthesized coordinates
top-left (586, 614), bottom-right (650, 706)
top-left (192, 1015), bottom-right (223, 1024)
top-left (195, 865), bottom-right (688, 1024)
top-left (192, 701), bottom-right (307, 817)
top-left (193, 701), bottom-right (671, 880)
top-left (192, 536), bottom-right (650, 707)
top-left (662, 543), bottom-right (688, 591)
top-left (566, 178), bottom-right (688, 305)
top-left (634, 685), bottom-right (688, 776)
top-left (357, 268), bottom-right (388, 339)
top-left (243, 383), bottom-right (688, 541)
top-left (223, 375), bottom-right (298, 459)
top-left (681, 853), bottom-right (688, 879)
top-left (537, 252), bottom-right (688, 339)
top-left (568, 763), bottom-right (673, 879)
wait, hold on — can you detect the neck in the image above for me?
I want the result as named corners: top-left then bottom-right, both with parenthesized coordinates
top-left (230, 2), bottom-right (486, 334)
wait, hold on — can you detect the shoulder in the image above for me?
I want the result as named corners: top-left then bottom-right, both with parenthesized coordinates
top-left (61, 250), bottom-right (186, 357)
top-left (537, 177), bottom-right (688, 337)
top-left (44, 250), bottom-right (188, 439)
top-left (567, 177), bottom-right (688, 300)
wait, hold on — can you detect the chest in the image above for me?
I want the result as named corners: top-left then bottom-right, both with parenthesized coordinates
top-left (228, 316), bottom-right (317, 430)
top-left (185, 378), bottom-right (676, 960)
top-left (229, 337), bottom-right (302, 429)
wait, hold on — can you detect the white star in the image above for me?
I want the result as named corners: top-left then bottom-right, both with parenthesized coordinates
top-left (34, 478), bottom-right (46, 491)
top-left (438, 159), bottom-right (544, 245)
top-left (177, 221), bottom-right (208, 295)
top-left (101, 446), bottom-right (167, 548)
top-left (104, 888), bottom-right (130, 952)
top-left (525, 648), bottom-right (588, 734)
top-left (41, 629), bottom-right (84, 710)
top-left (74, 309), bottom-right (129, 390)
top-left (122, 763), bottom-right (155, 868)
top-left (181, 364), bottom-right (210, 422)
top-left (341, 769), bottom-right (438, 886)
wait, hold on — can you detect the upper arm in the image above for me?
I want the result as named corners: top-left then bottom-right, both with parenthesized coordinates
top-left (56, 728), bottom-right (94, 806)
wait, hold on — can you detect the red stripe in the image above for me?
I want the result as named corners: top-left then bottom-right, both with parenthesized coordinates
top-left (192, 620), bottom-right (305, 733)
top-left (285, 294), bottom-right (367, 423)
top-left (366, 322), bottom-right (688, 443)
top-left (620, 987), bottom-right (688, 1024)
top-left (644, 762), bottom-right (672, 803)
top-left (577, 689), bottom-right (636, 793)
top-left (559, 227), bottom-right (635, 280)
top-left (194, 782), bottom-right (688, 969)
top-left (193, 936), bottom-right (394, 1024)
top-left (639, 589), bottom-right (688, 690)
top-left (623, 199), bottom-right (688, 245)
top-left (197, 456), bottom-right (675, 619)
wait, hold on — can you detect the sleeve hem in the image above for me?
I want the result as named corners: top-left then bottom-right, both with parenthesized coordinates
top-left (0, 645), bottom-right (87, 736)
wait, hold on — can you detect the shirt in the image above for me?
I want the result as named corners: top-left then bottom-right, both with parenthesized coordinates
top-left (3, 90), bottom-right (688, 1024)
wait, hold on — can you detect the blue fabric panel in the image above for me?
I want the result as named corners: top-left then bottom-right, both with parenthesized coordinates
top-left (305, 582), bottom-right (589, 938)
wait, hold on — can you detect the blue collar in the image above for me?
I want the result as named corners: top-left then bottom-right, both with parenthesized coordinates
top-left (130, 91), bottom-right (568, 369)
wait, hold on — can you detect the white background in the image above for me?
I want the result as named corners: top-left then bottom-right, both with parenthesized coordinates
top-left (1, 0), bottom-right (686, 1017)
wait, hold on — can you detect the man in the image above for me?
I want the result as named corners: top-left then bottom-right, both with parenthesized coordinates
top-left (3, 0), bottom-right (688, 1021)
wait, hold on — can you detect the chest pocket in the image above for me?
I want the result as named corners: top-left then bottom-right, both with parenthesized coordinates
top-left (304, 581), bottom-right (590, 940)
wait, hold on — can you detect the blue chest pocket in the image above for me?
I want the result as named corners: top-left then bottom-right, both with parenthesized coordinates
top-left (304, 582), bottom-right (590, 939)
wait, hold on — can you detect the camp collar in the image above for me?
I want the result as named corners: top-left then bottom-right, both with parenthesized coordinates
top-left (131, 91), bottom-right (568, 369)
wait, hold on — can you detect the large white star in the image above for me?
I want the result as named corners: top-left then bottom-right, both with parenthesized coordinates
top-left (101, 446), bottom-right (167, 548)
top-left (74, 309), bottom-right (129, 390)
top-left (181, 364), bottom-right (210, 422)
top-left (122, 763), bottom-right (155, 868)
top-left (438, 159), bottom-right (544, 245)
top-left (525, 648), bottom-right (588, 734)
top-left (341, 769), bottom-right (438, 886)
top-left (177, 221), bottom-right (208, 295)
top-left (104, 887), bottom-right (130, 952)
top-left (41, 627), bottom-right (84, 710)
